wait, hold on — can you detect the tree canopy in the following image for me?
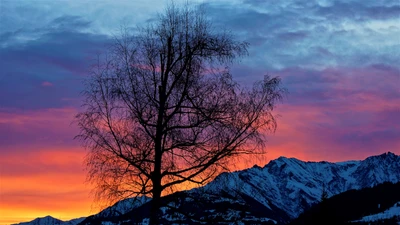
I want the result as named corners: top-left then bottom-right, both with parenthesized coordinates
top-left (75, 3), bottom-right (284, 224)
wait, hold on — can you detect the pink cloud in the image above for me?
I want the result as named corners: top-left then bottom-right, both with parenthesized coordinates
top-left (41, 81), bottom-right (53, 87)
top-left (263, 65), bottom-right (400, 162)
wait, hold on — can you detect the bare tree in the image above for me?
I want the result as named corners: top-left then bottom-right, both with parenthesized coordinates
top-left (76, 3), bottom-right (284, 224)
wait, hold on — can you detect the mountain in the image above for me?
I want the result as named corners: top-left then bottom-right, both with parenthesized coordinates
top-left (289, 181), bottom-right (400, 225)
top-left (12, 216), bottom-right (85, 225)
top-left (11, 197), bottom-right (150, 225)
top-left (14, 152), bottom-right (400, 225)
top-left (200, 152), bottom-right (400, 220)
top-left (77, 151), bottom-right (400, 224)
top-left (77, 196), bottom-right (150, 224)
top-left (93, 196), bottom-right (150, 218)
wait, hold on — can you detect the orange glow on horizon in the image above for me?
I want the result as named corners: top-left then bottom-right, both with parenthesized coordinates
top-left (0, 147), bottom-right (94, 225)
top-left (1, 145), bottom-right (399, 225)
top-left (1, 91), bottom-right (399, 224)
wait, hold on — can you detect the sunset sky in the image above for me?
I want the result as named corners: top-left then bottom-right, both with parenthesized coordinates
top-left (0, 0), bottom-right (399, 224)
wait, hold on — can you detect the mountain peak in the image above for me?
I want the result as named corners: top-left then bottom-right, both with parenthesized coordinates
top-left (33, 216), bottom-right (58, 221)
top-left (251, 164), bottom-right (263, 170)
top-left (12, 215), bottom-right (85, 225)
top-left (269, 156), bottom-right (302, 165)
top-left (41, 216), bottom-right (54, 219)
top-left (364, 151), bottom-right (398, 162)
top-left (380, 151), bottom-right (397, 158)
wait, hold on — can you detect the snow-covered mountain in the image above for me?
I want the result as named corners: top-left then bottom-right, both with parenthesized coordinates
top-left (93, 196), bottom-right (150, 218)
top-left (201, 152), bottom-right (400, 219)
top-left (11, 216), bottom-right (85, 225)
top-left (11, 197), bottom-right (150, 225)
top-left (111, 152), bottom-right (400, 224)
top-left (13, 152), bottom-right (400, 225)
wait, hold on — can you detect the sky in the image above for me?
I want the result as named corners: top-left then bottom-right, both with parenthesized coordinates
top-left (0, 0), bottom-right (399, 224)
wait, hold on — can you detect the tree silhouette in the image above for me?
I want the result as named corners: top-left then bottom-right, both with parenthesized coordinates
top-left (75, 3), bottom-right (284, 224)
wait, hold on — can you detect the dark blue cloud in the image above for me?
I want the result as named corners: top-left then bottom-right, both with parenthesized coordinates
top-left (0, 16), bottom-right (111, 110)
top-left (50, 15), bottom-right (92, 31)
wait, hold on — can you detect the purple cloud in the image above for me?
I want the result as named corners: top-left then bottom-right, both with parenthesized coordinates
top-left (0, 16), bottom-right (112, 110)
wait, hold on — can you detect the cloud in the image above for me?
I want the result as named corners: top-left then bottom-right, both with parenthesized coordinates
top-left (201, 0), bottom-right (400, 70)
top-left (263, 64), bottom-right (400, 161)
top-left (315, 2), bottom-right (400, 21)
top-left (0, 147), bottom-right (85, 177)
top-left (1, 0), bottom-right (398, 111)
top-left (0, 15), bottom-right (92, 48)
top-left (0, 108), bottom-right (80, 149)
top-left (228, 63), bottom-right (400, 161)
top-left (0, 18), bottom-right (111, 110)
top-left (41, 81), bottom-right (53, 87)
top-left (50, 15), bottom-right (92, 31)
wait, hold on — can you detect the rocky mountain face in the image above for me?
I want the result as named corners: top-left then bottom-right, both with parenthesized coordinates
top-left (14, 152), bottom-right (400, 225)
top-left (201, 152), bottom-right (400, 220)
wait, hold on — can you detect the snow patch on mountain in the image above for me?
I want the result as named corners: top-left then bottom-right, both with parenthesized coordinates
top-left (353, 202), bottom-right (400, 222)
top-left (95, 196), bottom-right (150, 218)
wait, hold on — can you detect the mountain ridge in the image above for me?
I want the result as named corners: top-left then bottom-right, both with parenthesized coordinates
top-left (12, 152), bottom-right (400, 225)
top-left (197, 151), bottom-right (400, 219)
top-left (11, 216), bottom-right (85, 225)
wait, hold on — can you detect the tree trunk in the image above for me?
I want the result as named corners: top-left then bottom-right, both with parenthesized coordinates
top-left (150, 84), bottom-right (165, 225)
top-left (149, 177), bottom-right (162, 225)
top-left (150, 133), bottom-right (163, 224)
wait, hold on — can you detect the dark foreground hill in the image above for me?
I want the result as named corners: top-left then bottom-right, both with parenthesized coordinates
top-left (289, 181), bottom-right (400, 225)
